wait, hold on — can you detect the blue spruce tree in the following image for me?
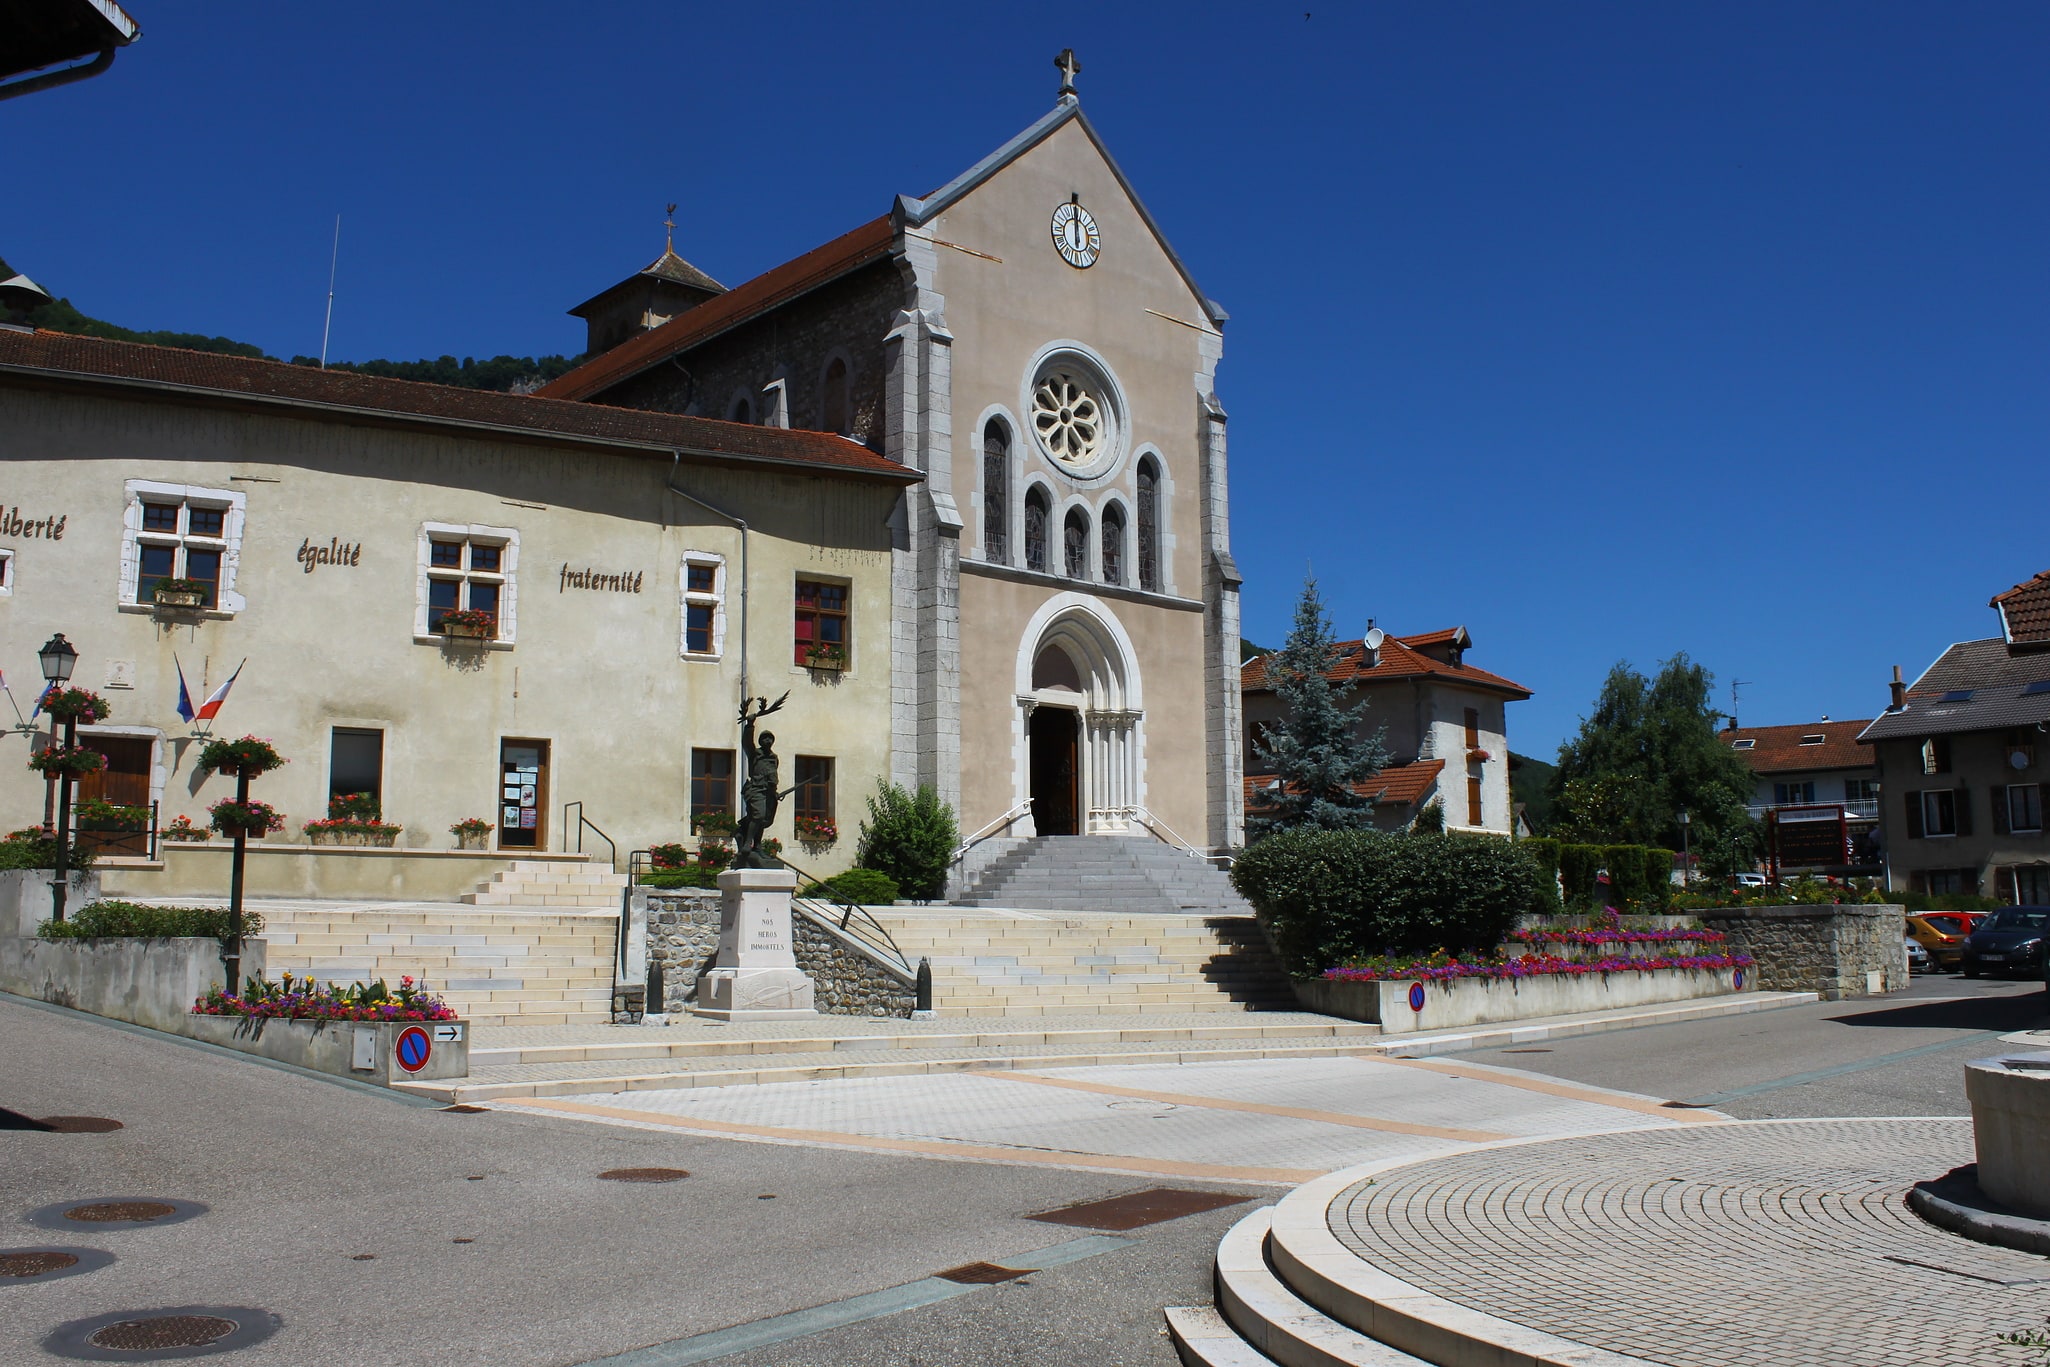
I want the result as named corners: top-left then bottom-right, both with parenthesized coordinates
top-left (1248, 576), bottom-right (1391, 838)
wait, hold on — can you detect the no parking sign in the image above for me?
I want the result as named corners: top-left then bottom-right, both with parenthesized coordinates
top-left (1408, 982), bottom-right (1427, 1013)
top-left (394, 1026), bottom-right (432, 1073)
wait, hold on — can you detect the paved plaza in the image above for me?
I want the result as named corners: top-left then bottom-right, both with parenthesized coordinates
top-left (1326, 1117), bottom-right (2047, 1367)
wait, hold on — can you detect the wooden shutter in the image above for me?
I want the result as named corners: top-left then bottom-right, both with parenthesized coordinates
top-left (1904, 791), bottom-right (1923, 839)
top-left (1955, 787), bottom-right (1974, 837)
top-left (1993, 787), bottom-right (2011, 836)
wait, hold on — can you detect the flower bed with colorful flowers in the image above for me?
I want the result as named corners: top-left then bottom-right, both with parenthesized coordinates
top-left (1507, 927), bottom-right (1728, 948)
top-left (195, 971), bottom-right (458, 1022)
top-left (1325, 950), bottom-right (1754, 983)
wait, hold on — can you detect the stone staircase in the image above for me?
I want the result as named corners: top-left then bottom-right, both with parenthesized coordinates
top-left (871, 908), bottom-right (1295, 1017)
top-left (459, 859), bottom-right (627, 909)
top-left (954, 835), bottom-right (1254, 915)
top-left (257, 904), bottom-right (618, 1028)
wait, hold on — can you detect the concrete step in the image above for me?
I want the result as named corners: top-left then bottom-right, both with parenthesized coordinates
top-left (1165, 1306), bottom-right (1280, 1367)
top-left (1207, 1210), bottom-right (1430, 1367)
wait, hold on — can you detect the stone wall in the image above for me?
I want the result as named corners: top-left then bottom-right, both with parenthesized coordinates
top-left (644, 892), bottom-right (914, 1018)
top-left (1697, 904), bottom-right (1908, 999)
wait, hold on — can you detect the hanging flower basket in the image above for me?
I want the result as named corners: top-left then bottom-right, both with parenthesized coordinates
top-left (198, 736), bottom-right (286, 778)
top-left (29, 745), bottom-right (106, 778)
top-left (438, 609), bottom-right (496, 641)
top-left (450, 818), bottom-right (492, 850)
top-left (40, 688), bottom-right (113, 724)
top-left (149, 578), bottom-right (211, 610)
top-left (210, 798), bottom-right (285, 838)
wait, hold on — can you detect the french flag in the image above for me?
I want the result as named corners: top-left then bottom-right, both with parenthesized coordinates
top-left (178, 659), bottom-right (243, 724)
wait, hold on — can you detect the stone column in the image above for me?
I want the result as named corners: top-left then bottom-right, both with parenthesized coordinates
top-left (690, 867), bottom-right (817, 1020)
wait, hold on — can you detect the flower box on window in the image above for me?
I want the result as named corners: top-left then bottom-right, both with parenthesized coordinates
top-left (198, 736), bottom-right (286, 779)
top-left (149, 578), bottom-right (211, 611)
top-left (439, 608), bottom-right (497, 641)
top-left (802, 642), bottom-right (848, 672)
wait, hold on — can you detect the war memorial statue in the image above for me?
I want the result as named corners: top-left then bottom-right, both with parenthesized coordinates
top-left (733, 691), bottom-right (791, 869)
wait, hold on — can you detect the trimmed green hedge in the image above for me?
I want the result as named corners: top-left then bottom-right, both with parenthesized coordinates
top-left (640, 867), bottom-right (719, 890)
top-left (1518, 837), bottom-right (1563, 917)
top-left (37, 900), bottom-right (262, 941)
top-left (801, 868), bottom-right (901, 906)
top-left (1230, 828), bottom-right (1540, 978)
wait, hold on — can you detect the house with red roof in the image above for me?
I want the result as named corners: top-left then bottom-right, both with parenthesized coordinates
top-left (1720, 720), bottom-right (1881, 874)
top-left (1241, 625), bottom-right (1531, 834)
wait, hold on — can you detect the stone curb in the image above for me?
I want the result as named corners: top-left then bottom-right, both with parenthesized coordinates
top-left (1907, 1164), bottom-right (2050, 1257)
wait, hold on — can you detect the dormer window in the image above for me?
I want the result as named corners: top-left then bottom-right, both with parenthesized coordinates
top-left (1799, 734), bottom-right (1825, 746)
top-left (1731, 739), bottom-right (1756, 750)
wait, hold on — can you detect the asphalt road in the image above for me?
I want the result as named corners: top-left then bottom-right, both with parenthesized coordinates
top-left (1455, 972), bottom-right (2049, 1119)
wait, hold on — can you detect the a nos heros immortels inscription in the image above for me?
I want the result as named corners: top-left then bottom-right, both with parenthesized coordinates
top-left (298, 537), bottom-right (361, 572)
top-left (560, 563), bottom-right (643, 593)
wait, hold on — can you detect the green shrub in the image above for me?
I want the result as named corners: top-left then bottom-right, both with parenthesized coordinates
top-left (1229, 827), bottom-right (1540, 977)
top-left (0, 827), bottom-right (96, 872)
top-left (38, 900), bottom-right (262, 941)
top-left (1558, 843), bottom-right (1602, 908)
top-left (1408, 801), bottom-right (1445, 834)
top-left (1520, 837), bottom-right (1563, 916)
top-left (1602, 845), bottom-right (1647, 907)
top-left (640, 867), bottom-right (719, 890)
top-left (855, 781), bottom-right (958, 902)
top-left (1641, 848), bottom-right (1676, 909)
top-left (801, 868), bottom-right (902, 905)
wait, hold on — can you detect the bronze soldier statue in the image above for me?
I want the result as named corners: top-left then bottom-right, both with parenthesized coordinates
top-left (733, 692), bottom-right (790, 869)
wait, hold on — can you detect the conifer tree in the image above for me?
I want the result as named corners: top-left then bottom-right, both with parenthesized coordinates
top-left (1248, 576), bottom-right (1390, 839)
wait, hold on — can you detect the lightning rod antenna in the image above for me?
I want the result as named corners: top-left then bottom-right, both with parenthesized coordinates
top-left (319, 214), bottom-right (341, 369)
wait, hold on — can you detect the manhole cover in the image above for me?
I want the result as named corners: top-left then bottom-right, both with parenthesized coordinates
top-left (67, 1202), bottom-right (176, 1224)
top-left (42, 1305), bottom-right (279, 1360)
top-left (935, 1261), bottom-right (1028, 1284)
top-left (89, 1316), bottom-right (239, 1351)
top-left (598, 1167), bottom-right (690, 1183)
top-left (27, 1198), bottom-right (208, 1232)
top-left (441, 1105), bottom-right (489, 1113)
top-left (2, 1251), bottom-right (78, 1277)
top-left (41, 1116), bottom-right (125, 1132)
top-left (1027, 1187), bottom-right (1250, 1231)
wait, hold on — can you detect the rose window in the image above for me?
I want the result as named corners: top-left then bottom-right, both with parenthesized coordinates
top-left (1032, 372), bottom-right (1102, 466)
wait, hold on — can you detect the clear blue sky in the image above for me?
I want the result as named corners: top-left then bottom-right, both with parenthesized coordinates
top-left (8, 3), bottom-right (2046, 757)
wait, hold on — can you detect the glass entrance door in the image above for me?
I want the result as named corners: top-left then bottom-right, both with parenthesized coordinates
top-left (499, 739), bottom-right (549, 849)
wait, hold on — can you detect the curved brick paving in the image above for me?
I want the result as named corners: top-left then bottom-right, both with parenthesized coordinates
top-left (1329, 1119), bottom-right (2050, 1367)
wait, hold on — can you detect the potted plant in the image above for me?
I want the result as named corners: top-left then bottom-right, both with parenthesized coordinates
top-left (29, 744), bottom-right (105, 779)
top-left (795, 814), bottom-right (838, 850)
top-left (162, 814), bottom-right (212, 843)
top-left (690, 810), bottom-right (737, 840)
top-left (439, 607), bottom-right (496, 641)
top-left (149, 577), bottom-right (211, 610)
top-left (361, 820), bottom-right (402, 848)
top-left (450, 817), bottom-right (492, 850)
top-left (302, 817), bottom-right (340, 846)
top-left (39, 688), bottom-right (113, 724)
top-left (198, 736), bottom-right (286, 779)
top-left (802, 641), bottom-right (847, 672)
top-left (209, 798), bottom-right (285, 839)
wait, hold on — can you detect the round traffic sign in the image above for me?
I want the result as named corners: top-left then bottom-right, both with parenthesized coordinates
top-left (1408, 982), bottom-right (1427, 1012)
top-left (394, 1026), bottom-right (432, 1073)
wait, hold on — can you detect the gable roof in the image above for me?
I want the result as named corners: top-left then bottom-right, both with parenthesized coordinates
top-left (1993, 570), bottom-right (2050, 648)
top-left (0, 327), bottom-right (919, 484)
top-left (1241, 629), bottom-right (1531, 700)
top-left (1859, 637), bottom-right (2050, 742)
top-left (1721, 722), bottom-right (1876, 774)
top-left (1244, 759), bottom-right (1445, 812)
top-left (568, 247), bottom-right (726, 320)
top-left (538, 215), bottom-right (895, 403)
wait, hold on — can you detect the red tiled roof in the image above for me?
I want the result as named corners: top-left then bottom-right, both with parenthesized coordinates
top-left (1993, 570), bottom-right (2050, 646)
top-left (1243, 760), bottom-right (1446, 811)
top-left (0, 328), bottom-right (919, 484)
top-left (1241, 631), bottom-right (1531, 699)
top-left (539, 216), bottom-right (896, 403)
top-left (1722, 722), bottom-right (1876, 774)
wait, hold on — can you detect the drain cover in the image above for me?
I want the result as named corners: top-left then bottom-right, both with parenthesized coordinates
top-left (42, 1116), bottom-right (125, 1132)
top-left (598, 1168), bottom-right (689, 1183)
top-left (90, 1317), bottom-right (239, 1351)
top-left (0, 1247), bottom-right (113, 1286)
top-left (441, 1105), bottom-right (489, 1113)
top-left (935, 1261), bottom-right (1028, 1284)
top-left (27, 1198), bottom-right (208, 1233)
top-left (42, 1305), bottom-right (280, 1360)
top-left (1027, 1187), bottom-right (1250, 1231)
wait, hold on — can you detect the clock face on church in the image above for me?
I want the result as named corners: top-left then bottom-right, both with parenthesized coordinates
top-left (1051, 200), bottom-right (1100, 268)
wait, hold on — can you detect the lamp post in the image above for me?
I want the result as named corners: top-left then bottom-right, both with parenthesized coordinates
top-left (38, 634), bottom-right (79, 922)
top-left (1678, 808), bottom-right (1692, 890)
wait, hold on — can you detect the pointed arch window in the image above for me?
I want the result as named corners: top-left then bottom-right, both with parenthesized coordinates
top-left (1063, 507), bottom-right (1090, 579)
top-left (982, 421), bottom-right (1009, 565)
top-left (821, 358), bottom-right (850, 435)
top-left (1100, 503), bottom-right (1125, 586)
top-left (1136, 457), bottom-right (1161, 592)
top-left (728, 395), bottom-right (753, 425)
top-left (1024, 486), bottom-right (1051, 573)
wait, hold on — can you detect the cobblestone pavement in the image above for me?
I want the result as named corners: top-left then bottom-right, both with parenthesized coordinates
top-left (1330, 1118), bottom-right (2048, 1367)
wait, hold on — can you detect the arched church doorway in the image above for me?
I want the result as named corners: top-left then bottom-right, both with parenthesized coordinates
top-left (1028, 706), bottom-right (1080, 836)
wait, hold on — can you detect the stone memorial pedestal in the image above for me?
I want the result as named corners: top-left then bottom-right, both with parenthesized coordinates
top-left (689, 866), bottom-right (817, 1021)
top-left (1967, 1051), bottom-right (2050, 1219)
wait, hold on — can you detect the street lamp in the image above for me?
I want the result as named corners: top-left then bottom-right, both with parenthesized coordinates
top-left (1678, 808), bottom-right (1692, 890)
top-left (38, 633), bottom-right (80, 922)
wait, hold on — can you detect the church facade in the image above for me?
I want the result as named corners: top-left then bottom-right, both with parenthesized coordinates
top-left (544, 71), bottom-right (1245, 857)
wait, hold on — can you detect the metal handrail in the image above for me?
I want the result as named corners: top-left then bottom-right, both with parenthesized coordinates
top-left (775, 853), bottom-right (914, 981)
top-left (1128, 806), bottom-right (1208, 860)
top-left (560, 800), bottom-right (619, 872)
top-left (952, 801), bottom-right (1032, 865)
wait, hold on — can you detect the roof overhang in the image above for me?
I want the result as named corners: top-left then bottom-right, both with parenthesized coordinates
top-left (0, 0), bottom-right (138, 97)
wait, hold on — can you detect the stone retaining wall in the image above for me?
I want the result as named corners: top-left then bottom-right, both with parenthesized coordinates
top-left (1697, 904), bottom-right (1907, 999)
top-left (0, 934), bottom-right (264, 1033)
top-left (645, 892), bottom-right (914, 1018)
top-left (1296, 965), bottom-right (1750, 1035)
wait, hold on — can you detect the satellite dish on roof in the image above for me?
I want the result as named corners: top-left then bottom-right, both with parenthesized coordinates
top-left (1364, 628), bottom-right (1385, 651)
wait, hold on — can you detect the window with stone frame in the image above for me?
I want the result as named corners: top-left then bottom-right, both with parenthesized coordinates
top-left (1063, 507), bottom-right (1090, 579)
top-left (1100, 502), bottom-right (1126, 585)
top-left (691, 748), bottom-right (735, 819)
top-left (424, 532), bottom-right (510, 637)
top-left (795, 756), bottom-right (834, 826)
top-left (131, 487), bottom-right (236, 608)
top-left (681, 554), bottom-right (725, 658)
top-left (1024, 486), bottom-right (1051, 573)
top-left (1136, 457), bottom-right (1161, 592)
top-left (0, 548), bottom-right (12, 597)
top-left (794, 577), bottom-right (849, 667)
top-left (982, 421), bottom-right (1010, 564)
